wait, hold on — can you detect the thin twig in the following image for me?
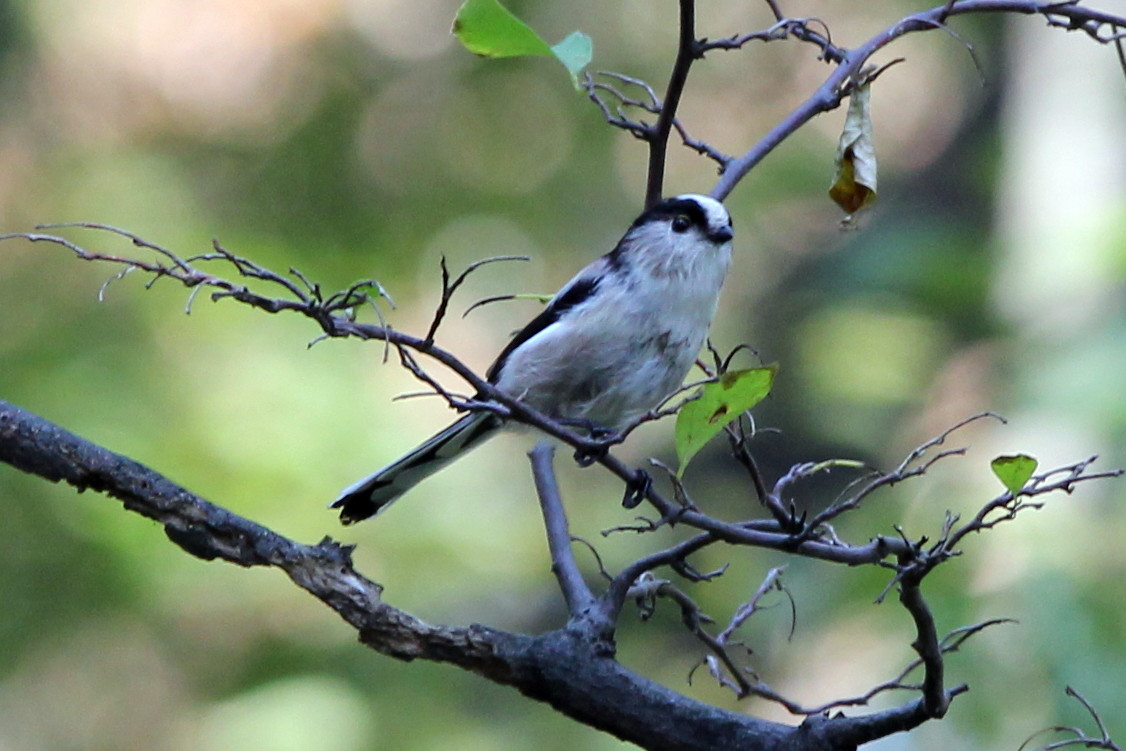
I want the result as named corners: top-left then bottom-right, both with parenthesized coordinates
top-left (1019, 686), bottom-right (1123, 751)
top-left (716, 566), bottom-right (790, 644)
top-left (602, 532), bottom-right (717, 623)
top-left (424, 254), bottom-right (529, 345)
top-left (799, 412), bottom-right (1005, 535)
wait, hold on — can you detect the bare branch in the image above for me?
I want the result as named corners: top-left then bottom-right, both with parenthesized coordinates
top-left (939, 456), bottom-right (1124, 555)
top-left (529, 442), bottom-right (598, 618)
top-left (602, 532), bottom-right (717, 624)
top-left (800, 411), bottom-right (1005, 534)
top-left (725, 415), bottom-right (771, 506)
top-left (716, 566), bottom-right (791, 644)
top-left (582, 71), bottom-right (729, 173)
top-left (645, 0), bottom-right (700, 207)
top-left (424, 254), bottom-right (530, 345)
top-left (898, 579), bottom-right (949, 717)
top-left (712, 1), bottom-right (1126, 201)
top-left (698, 16), bottom-right (843, 61)
top-left (462, 291), bottom-right (551, 319)
top-left (629, 576), bottom-right (756, 697)
top-left (393, 342), bottom-right (475, 413)
top-left (765, 458), bottom-right (869, 532)
top-left (1020, 686), bottom-right (1123, 751)
top-left (740, 619), bottom-right (1005, 717)
top-left (0, 400), bottom-right (814, 751)
top-left (0, 228), bottom-right (643, 467)
top-left (672, 119), bottom-right (734, 170)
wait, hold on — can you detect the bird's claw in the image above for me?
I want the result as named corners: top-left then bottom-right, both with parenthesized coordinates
top-left (621, 469), bottom-right (652, 509)
top-left (573, 444), bottom-right (606, 467)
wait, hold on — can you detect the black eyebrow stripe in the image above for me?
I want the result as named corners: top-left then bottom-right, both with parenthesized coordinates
top-left (631, 198), bottom-right (711, 231)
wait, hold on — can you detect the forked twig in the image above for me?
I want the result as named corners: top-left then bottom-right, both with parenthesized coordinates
top-left (1020, 686), bottom-right (1122, 751)
top-left (424, 254), bottom-right (529, 345)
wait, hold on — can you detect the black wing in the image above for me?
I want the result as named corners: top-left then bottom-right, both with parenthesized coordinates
top-left (485, 271), bottom-right (602, 383)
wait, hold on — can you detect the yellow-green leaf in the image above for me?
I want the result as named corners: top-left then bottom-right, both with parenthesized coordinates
top-left (991, 454), bottom-right (1038, 496)
top-left (675, 366), bottom-right (777, 477)
top-left (829, 80), bottom-right (878, 219)
top-left (551, 31), bottom-right (593, 88)
top-left (452, 0), bottom-right (553, 59)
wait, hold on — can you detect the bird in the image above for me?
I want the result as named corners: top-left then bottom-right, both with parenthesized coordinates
top-left (331, 193), bottom-right (734, 523)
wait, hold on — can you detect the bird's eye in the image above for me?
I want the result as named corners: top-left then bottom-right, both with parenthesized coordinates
top-left (671, 215), bottom-right (691, 233)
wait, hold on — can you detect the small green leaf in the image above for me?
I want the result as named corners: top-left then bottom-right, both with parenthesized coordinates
top-left (991, 454), bottom-right (1038, 496)
top-left (512, 292), bottom-right (555, 304)
top-left (550, 31), bottom-right (593, 88)
top-left (452, 0), bottom-right (553, 59)
top-left (676, 365), bottom-right (777, 477)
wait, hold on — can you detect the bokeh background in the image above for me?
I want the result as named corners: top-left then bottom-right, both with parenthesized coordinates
top-left (1, 1), bottom-right (1124, 749)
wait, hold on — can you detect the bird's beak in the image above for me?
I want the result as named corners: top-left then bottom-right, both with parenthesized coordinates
top-left (710, 225), bottom-right (734, 243)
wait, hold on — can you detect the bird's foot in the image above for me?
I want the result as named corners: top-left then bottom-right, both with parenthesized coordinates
top-left (558, 417), bottom-right (617, 440)
top-left (565, 419), bottom-right (623, 467)
top-left (621, 469), bottom-right (652, 509)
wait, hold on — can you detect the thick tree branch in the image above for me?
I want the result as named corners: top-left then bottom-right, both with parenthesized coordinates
top-left (898, 577), bottom-right (951, 717)
top-left (2, 1), bottom-right (1124, 747)
top-left (4, 397), bottom-right (964, 750)
top-left (1, 243), bottom-right (1117, 746)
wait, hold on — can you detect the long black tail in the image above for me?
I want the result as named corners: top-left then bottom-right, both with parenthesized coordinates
top-left (330, 412), bottom-right (500, 524)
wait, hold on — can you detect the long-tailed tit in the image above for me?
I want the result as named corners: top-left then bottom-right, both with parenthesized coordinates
top-left (332, 194), bottom-right (734, 523)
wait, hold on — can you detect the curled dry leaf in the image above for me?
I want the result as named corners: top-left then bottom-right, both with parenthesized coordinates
top-left (829, 79), bottom-right (878, 219)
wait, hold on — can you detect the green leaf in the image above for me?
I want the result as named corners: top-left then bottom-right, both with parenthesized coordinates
top-left (991, 454), bottom-right (1038, 496)
top-left (511, 292), bottom-right (554, 304)
top-left (550, 31), bottom-right (593, 88)
top-left (452, 0), bottom-right (591, 85)
top-left (676, 365), bottom-right (777, 477)
top-left (452, 0), bottom-right (553, 59)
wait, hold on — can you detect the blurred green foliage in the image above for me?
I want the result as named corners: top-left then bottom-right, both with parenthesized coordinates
top-left (1, 1), bottom-right (1124, 750)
